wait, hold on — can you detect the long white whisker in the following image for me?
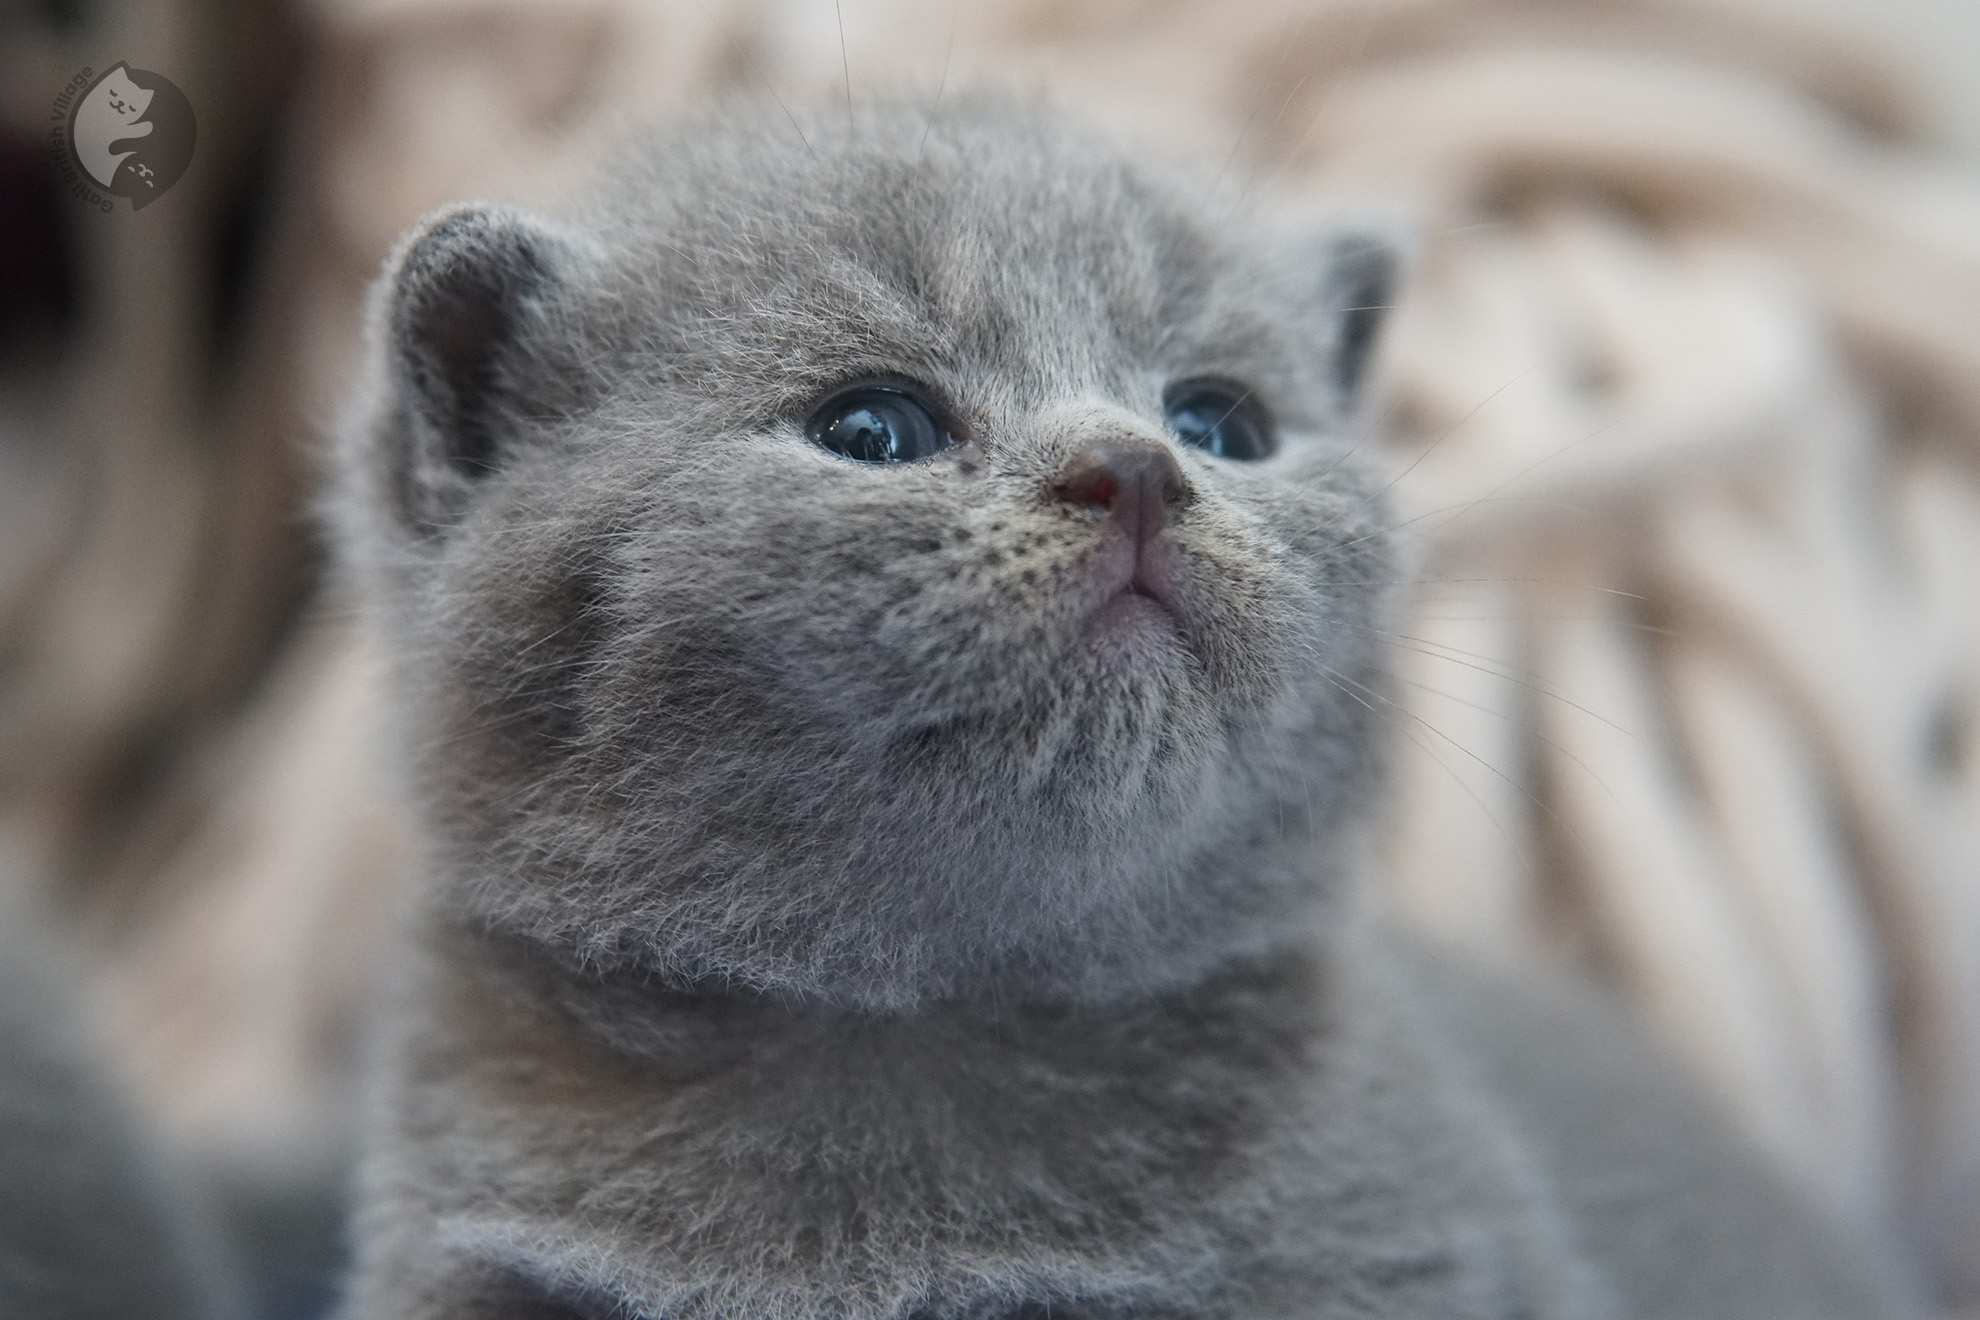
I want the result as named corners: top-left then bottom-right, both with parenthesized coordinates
top-left (835, 0), bottom-right (854, 132)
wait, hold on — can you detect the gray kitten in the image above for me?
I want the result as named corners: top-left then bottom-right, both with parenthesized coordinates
top-left (333, 99), bottom-right (1919, 1320)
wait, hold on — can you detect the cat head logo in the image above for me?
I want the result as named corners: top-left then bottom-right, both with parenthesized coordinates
top-left (62, 64), bottom-right (195, 211)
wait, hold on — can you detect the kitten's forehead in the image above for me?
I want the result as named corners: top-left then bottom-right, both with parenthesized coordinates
top-left (580, 102), bottom-right (1323, 420)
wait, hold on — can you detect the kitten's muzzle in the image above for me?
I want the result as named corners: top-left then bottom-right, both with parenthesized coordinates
top-left (1058, 439), bottom-right (1192, 613)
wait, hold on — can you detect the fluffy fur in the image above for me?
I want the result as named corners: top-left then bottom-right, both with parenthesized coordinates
top-left (334, 100), bottom-right (1918, 1319)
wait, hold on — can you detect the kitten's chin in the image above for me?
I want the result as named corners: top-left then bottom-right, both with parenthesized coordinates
top-left (1083, 588), bottom-right (1185, 666)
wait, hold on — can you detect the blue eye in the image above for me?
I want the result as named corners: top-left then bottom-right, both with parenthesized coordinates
top-left (1163, 381), bottom-right (1275, 461)
top-left (809, 387), bottom-right (952, 463)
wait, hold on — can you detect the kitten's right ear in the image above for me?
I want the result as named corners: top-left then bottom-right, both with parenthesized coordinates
top-left (374, 203), bottom-right (575, 535)
top-left (1307, 219), bottom-right (1408, 417)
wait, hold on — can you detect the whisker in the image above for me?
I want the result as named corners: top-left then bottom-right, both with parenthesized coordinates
top-left (1327, 662), bottom-right (1603, 855)
top-left (1211, 39), bottom-right (1298, 200)
top-left (917, 0), bottom-right (959, 163)
top-left (835, 0), bottom-right (854, 132)
top-left (1401, 609), bottom-right (1681, 640)
top-left (1308, 361), bottom-right (1549, 545)
top-left (1355, 627), bottom-right (1643, 746)
top-left (1329, 490), bottom-right (1609, 556)
top-left (1344, 362), bottom-right (1543, 522)
top-left (1316, 667), bottom-right (1530, 863)
top-left (1226, 65), bottom-right (1313, 211)
top-left (1426, 220), bottom-right (1511, 238)
top-left (1305, 576), bottom-right (1649, 604)
top-left (1392, 672), bottom-right (1626, 814)
top-left (1408, 416), bottom-right (1629, 548)
top-left (1257, 5), bottom-right (1383, 179)
top-left (681, 0), bottom-right (813, 156)
top-left (1308, 375), bottom-right (1414, 487)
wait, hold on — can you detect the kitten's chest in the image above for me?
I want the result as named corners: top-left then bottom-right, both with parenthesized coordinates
top-left (389, 936), bottom-right (1606, 1320)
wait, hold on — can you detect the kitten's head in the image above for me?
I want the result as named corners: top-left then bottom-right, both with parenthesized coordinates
top-left (339, 100), bottom-right (1403, 1009)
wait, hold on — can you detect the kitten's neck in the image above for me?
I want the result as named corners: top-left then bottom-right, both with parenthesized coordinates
top-left (432, 820), bottom-right (1365, 1018)
top-left (433, 886), bottom-right (1351, 1078)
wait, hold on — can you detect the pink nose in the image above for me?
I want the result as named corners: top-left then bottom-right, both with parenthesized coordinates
top-left (1055, 441), bottom-right (1191, 544)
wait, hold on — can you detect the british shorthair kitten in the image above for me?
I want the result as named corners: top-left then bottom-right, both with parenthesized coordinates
top-left (333, 100), bottom-right (1918, 1320)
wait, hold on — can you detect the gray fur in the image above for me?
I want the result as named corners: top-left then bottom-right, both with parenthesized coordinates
top-left (334, 99), bottom-right (1918, 1320)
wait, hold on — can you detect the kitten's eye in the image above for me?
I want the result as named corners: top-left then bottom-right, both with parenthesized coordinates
top-left (809, 388), bottom-right (952, 463)
top-left (1162, 380), bottom-right (1275, 461)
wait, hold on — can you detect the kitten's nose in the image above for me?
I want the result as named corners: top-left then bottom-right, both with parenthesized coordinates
top-left (1055, 440), bottom-right (1192, 544)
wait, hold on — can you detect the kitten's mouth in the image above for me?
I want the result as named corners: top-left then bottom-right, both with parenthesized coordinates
top-left (1082, 532), bottom-right (1184, 645)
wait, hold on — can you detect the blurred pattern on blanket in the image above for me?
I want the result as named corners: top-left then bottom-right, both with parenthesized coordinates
top-left (4, 0), bottom-right (1980, 1315)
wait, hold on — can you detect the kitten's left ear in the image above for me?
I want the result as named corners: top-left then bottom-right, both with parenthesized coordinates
top-left (1308, 222), bottom-right (1406, 414)
top-left (371, 203), bottom-right (586, 537)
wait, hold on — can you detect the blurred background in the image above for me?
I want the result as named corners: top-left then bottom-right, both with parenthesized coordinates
top-left (3, 0), bottom-right (1980, 1316)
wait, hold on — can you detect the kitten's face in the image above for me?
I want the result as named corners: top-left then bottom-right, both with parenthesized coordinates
top-left (348, 104), bottom-right (1400, 1007)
